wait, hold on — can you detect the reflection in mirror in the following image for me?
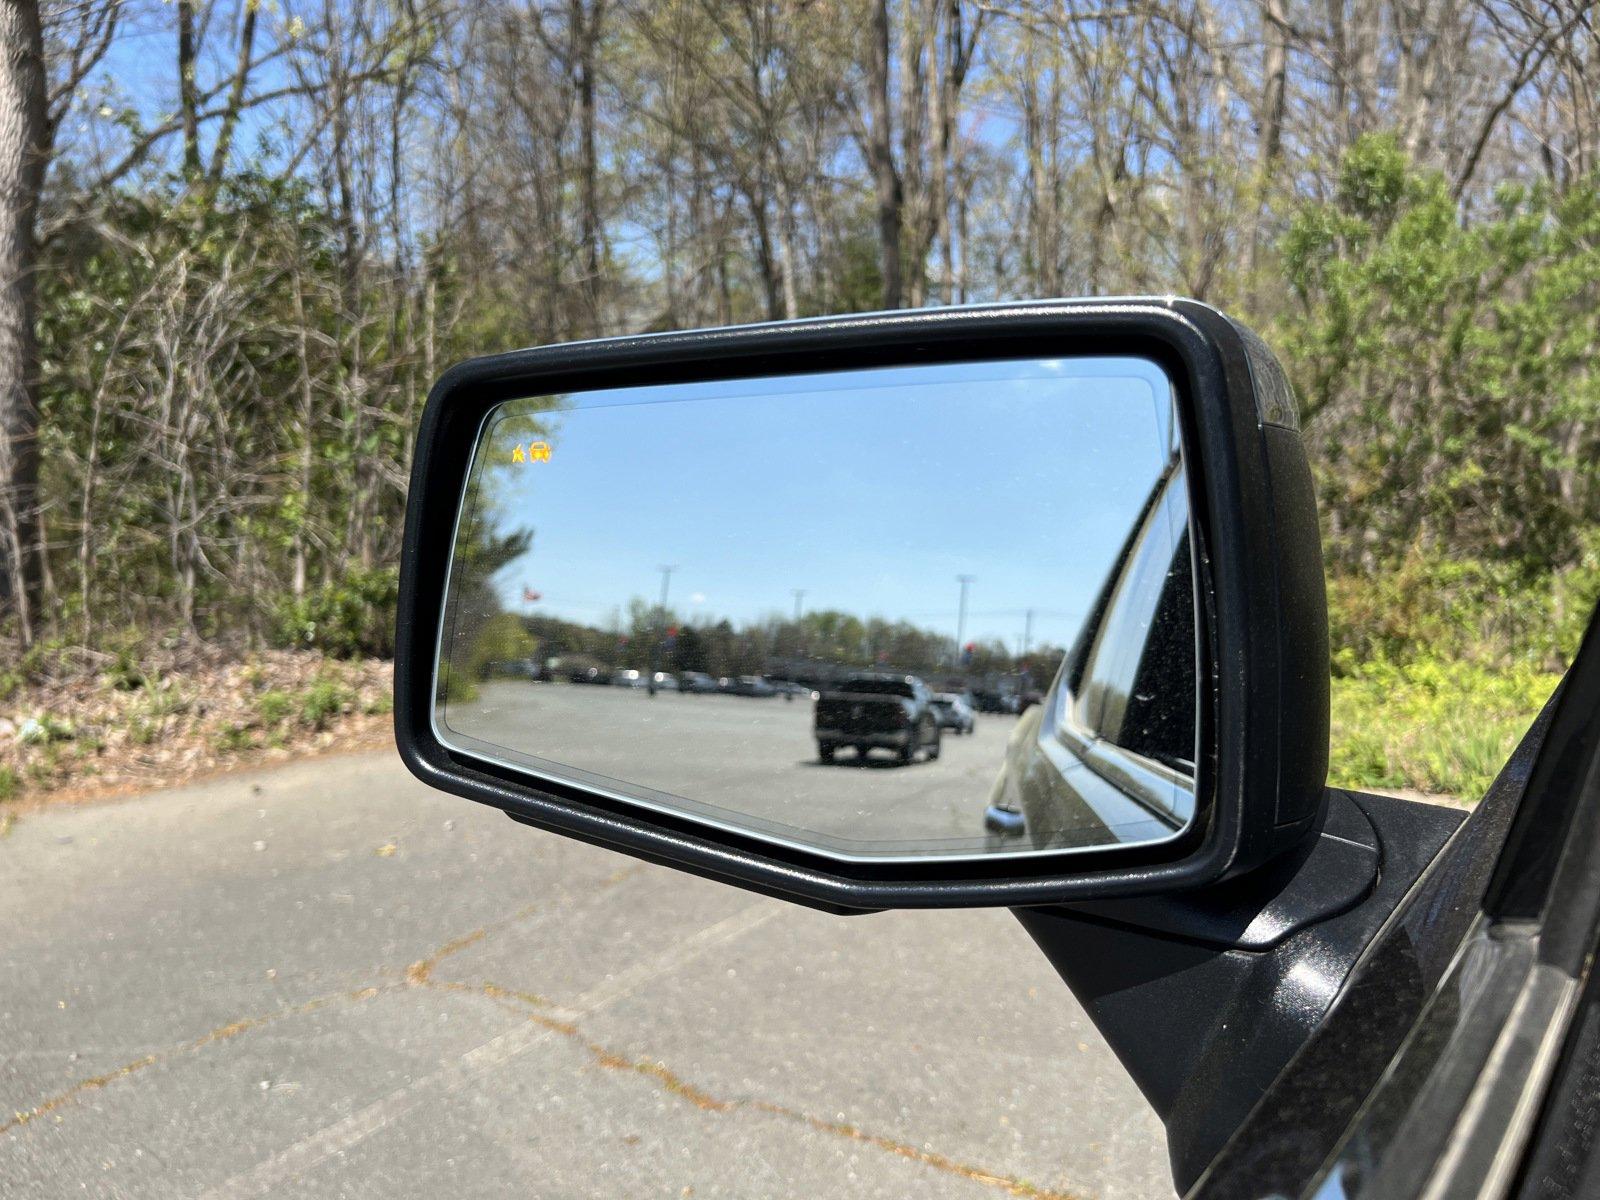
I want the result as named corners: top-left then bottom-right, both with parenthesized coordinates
top-left (435, 358), bottom-right (1199, 862)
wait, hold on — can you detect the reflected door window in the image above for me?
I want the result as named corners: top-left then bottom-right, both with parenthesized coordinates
top-left (1065, 460), bottom-right (1197, 775)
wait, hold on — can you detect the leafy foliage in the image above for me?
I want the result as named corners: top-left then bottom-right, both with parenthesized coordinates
top-left (271, 567), bottom-right (401, 659)
top-left (1328, 659), bottom-right (1561, 799)
top-left (1278, 135), bottom-right (1600, 587)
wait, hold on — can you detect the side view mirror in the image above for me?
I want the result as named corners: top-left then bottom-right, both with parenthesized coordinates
top-left (395, 299), bottom-right (1330, 911)
top-left (395, 299), bottom-right (1464, 1193)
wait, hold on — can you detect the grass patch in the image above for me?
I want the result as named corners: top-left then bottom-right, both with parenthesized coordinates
top-left (1329, 659), bottom-right (1559, 800)
top-left (298, 674), bottom-right (355, 730)
top-left (212, 723), bottom-right (256, 754)
top-left (254, 689), bottom-right (294, 725)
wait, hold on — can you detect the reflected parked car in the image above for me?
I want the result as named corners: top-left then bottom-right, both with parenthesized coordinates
top-left (767, 678), bottom-right (817, 701)
top-left (612, 669), bottom-right (646, 688)
top-left (678, 670), bottom-right (718, 693)
top-left (568, 665), bottom-right (609, 684)
top-left (815, 674), bottom-right (942, 764)
top-left (719, 675), bottom-right (777, 697)
top-left (930, 693), bottom-right (976, 734)
top-left (650, 671), bottom-right (679, 691)
top-left (972, 689), bottom-right (1019, 714)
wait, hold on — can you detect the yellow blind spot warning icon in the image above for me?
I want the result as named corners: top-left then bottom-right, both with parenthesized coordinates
top-left (511, 441), bottom-right (552, 465)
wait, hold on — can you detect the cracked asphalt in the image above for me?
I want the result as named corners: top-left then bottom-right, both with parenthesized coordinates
top-left (1, 749), bottom-right (1171, 1199)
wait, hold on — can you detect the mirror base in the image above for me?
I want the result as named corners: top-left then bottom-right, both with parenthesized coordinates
top-left (1015, 789), bottom-right (1463, 1191)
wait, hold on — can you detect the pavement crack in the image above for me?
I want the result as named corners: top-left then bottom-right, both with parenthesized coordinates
top-left (426, 975), bottom-right (1084, 1200)
top-left (5, 908), bottom-right (548, 1139)
top-left (1, 986), bottom-right (382, 1136)
top-left (10, 901), bottom-right (1081, 1200)
top-left (404, 928), bottom-right (488, 987)
top-left (3, 910), bottom-right (525, 1138)
top-left (403, 901), bottom-right (546, 988)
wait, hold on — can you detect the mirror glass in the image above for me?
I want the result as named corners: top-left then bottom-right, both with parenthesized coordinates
top-left (434, 356), bottom-right (1200, 862)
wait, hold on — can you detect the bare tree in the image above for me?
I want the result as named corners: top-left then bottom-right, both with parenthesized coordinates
top-left (0, 0), bottom-right (46, 642)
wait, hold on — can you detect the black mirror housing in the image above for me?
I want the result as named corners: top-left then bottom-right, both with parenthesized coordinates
top-left (393, 298), bottom-right (1329, 911)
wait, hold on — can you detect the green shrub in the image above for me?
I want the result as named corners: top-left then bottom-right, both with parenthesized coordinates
top-left (1328, 658), bottom-right (1560, 799)
top-left (299, 675), bottom-right (353, 730)
top-left (271, 566), bottom-right (399, 658)
top-left (100, 633), bottom-right (153, 690)
top-left (442, 671), bottom-right (478, 704)
top-left (255, 690), bottom-right (294, 725)
top-left (461, 612), bottom-right (538, 682)
top-left (0, 636), bottom-right (71, 701)
top-left (213, 723), bottom-right (256, 754)
top-left (0, 766), bottom-right (18, 801)
top-left (138, 679), bottom-right (190, 718)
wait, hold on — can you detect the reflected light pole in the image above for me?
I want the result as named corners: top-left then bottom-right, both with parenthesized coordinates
top-left (650, 565), bottom-right (677, 696)
top-left (955, 575), bottom-right (975, 666)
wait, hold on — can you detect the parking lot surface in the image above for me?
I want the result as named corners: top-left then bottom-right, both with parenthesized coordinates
top-left (1, 747), bottom-right (1170, 1199)
top-left (447, 682), bottom-right (1020, 852)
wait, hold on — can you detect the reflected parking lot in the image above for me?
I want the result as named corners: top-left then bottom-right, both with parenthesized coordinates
top-left (454, 681), bottom-right (1021, 850)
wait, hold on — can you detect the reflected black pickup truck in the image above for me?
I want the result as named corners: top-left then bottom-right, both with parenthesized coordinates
top-left (814, 674), bottom-right (942, 765)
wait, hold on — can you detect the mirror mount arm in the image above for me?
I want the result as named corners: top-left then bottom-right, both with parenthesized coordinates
top-left (1013, 788), bottom-right (1464, 1193)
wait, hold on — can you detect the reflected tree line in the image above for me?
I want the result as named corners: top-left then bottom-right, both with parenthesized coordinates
top-left (460, 593), bottom-right (1065, 695)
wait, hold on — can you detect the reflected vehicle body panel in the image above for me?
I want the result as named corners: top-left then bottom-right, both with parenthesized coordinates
top-left (931, 693), bottom-right (976, 734)
top-left (678, 671), bottom-right (718, 693)
top-left (987, 456), bottom-right (1196, 848)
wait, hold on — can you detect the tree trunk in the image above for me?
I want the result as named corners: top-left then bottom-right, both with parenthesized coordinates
top-left (866, 0), bottom-right (903, 308)
top-left (0, 0), bottom-right (46, 645)
top-left (177, 0), bottom-right (201, 176)
top-left (576, 0), bottom-right (603, 334)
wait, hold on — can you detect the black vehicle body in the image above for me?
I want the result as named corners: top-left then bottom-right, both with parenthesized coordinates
top-left (1178, 608), bottom-right (1600, 1198)
top-left (814, 673), bottom-right (942, 764)
top-left (396, 299), bottom-right (1600, 1200)
top-left (678, 670), bottom-right (718, 693)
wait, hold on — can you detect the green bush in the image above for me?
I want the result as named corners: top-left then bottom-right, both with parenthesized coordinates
top-left (1326, 549), bottom-right (1598, 676)
top-left (271, 566), bottom-right (399, 659)
top-left (299, 675), bottom-right (354, 730)
top-left (0, 766), bottom-right (18, 802)
top-left (213, 723), bottom-right (256, 754)
top-left (461, 612), bottom-right (538, 682)
top-left (1328, 658), bottom-right (1561, 799)
top-left (255, 690), bottom-right (294, 725)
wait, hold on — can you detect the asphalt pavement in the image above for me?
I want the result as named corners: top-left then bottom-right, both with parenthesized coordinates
top-left (1, 745), bottom-right (1171, 1199)
top-left (446, 683), bottom-right (1022, 855)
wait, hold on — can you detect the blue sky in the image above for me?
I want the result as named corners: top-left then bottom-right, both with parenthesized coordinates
top-left (464, 356), bottom-right (1177, 654)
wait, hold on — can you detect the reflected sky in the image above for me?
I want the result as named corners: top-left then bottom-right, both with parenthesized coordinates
top-left (469, 357), bottom-right (1176, 653)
